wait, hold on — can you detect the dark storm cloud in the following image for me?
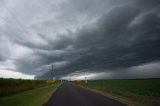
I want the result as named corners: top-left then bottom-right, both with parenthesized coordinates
top-left (35, 0), bottom-right (160, 79)
top-left (0, 0), bottom-right (160, 79)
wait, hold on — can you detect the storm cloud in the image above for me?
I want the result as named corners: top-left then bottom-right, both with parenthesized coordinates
top-left (0, 0), bottom-right (160, 79)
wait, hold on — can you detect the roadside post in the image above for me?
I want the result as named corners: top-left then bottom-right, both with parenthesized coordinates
top-left (85, 77), bottom-right (87, 87)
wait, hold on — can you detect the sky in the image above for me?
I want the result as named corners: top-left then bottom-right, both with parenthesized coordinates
top-left (0, 0), bottom-right (160, 80)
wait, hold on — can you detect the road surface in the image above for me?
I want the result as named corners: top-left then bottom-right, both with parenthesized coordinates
top-left (44, 83), bottom-right (127, 106)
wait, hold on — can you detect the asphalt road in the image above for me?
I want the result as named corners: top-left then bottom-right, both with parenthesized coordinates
top-left (44, 83), bottom-right (127, 106)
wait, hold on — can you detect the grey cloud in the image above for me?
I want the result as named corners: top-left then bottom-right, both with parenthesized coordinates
top-left (0, 0), bottom-right (160, 79)
top-left (0, 56), bottom-right (5, 61)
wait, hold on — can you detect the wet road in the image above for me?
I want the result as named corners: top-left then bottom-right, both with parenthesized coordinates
top-left (44, 83), bottom-right (127, 106)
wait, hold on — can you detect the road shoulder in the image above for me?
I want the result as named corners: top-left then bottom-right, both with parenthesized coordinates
top-left (73, 84), bottom-right (146, 106)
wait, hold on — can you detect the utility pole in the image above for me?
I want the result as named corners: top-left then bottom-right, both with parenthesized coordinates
top-left (51, 64), bottom-right (53, 80)
top-left (47, 64), bottom-right (54, 85)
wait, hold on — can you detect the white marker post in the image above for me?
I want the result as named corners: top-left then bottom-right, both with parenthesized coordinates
top-left (85, 77), bottom-right (87, 87)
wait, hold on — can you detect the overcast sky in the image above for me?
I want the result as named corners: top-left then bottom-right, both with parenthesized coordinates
top-left (0, 0), bottom-right (160, 80)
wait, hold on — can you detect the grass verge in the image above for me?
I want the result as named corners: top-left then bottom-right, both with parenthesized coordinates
top-left (0, 82), bottom-right (61, 106)
top-left (0, 78), bottom-right (47, 97)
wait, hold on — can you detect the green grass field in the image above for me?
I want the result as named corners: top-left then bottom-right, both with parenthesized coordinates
top-left (0, 78), bottom-right (47, 97)
top-left (0, 80), bottom-right (61, 106)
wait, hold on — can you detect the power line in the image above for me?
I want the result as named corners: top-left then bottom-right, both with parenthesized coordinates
top-left (0, 0), bottom-right (31, 36)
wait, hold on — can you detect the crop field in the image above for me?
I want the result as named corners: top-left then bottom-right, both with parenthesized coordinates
top-left (84, 79), bottom-right (160, 97)
top-left (74, 79), bottom-right (160, 106)
top-left (0, 78), bottom-right (47, 97)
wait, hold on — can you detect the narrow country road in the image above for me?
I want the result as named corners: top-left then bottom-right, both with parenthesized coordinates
top-left (44, 83), bottom-right (127, 106)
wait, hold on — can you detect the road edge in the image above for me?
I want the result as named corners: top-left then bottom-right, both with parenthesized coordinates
top-left (72, 83), bottom-right (145, 106)
top-left (42, 83), bottom-right (62, 106)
